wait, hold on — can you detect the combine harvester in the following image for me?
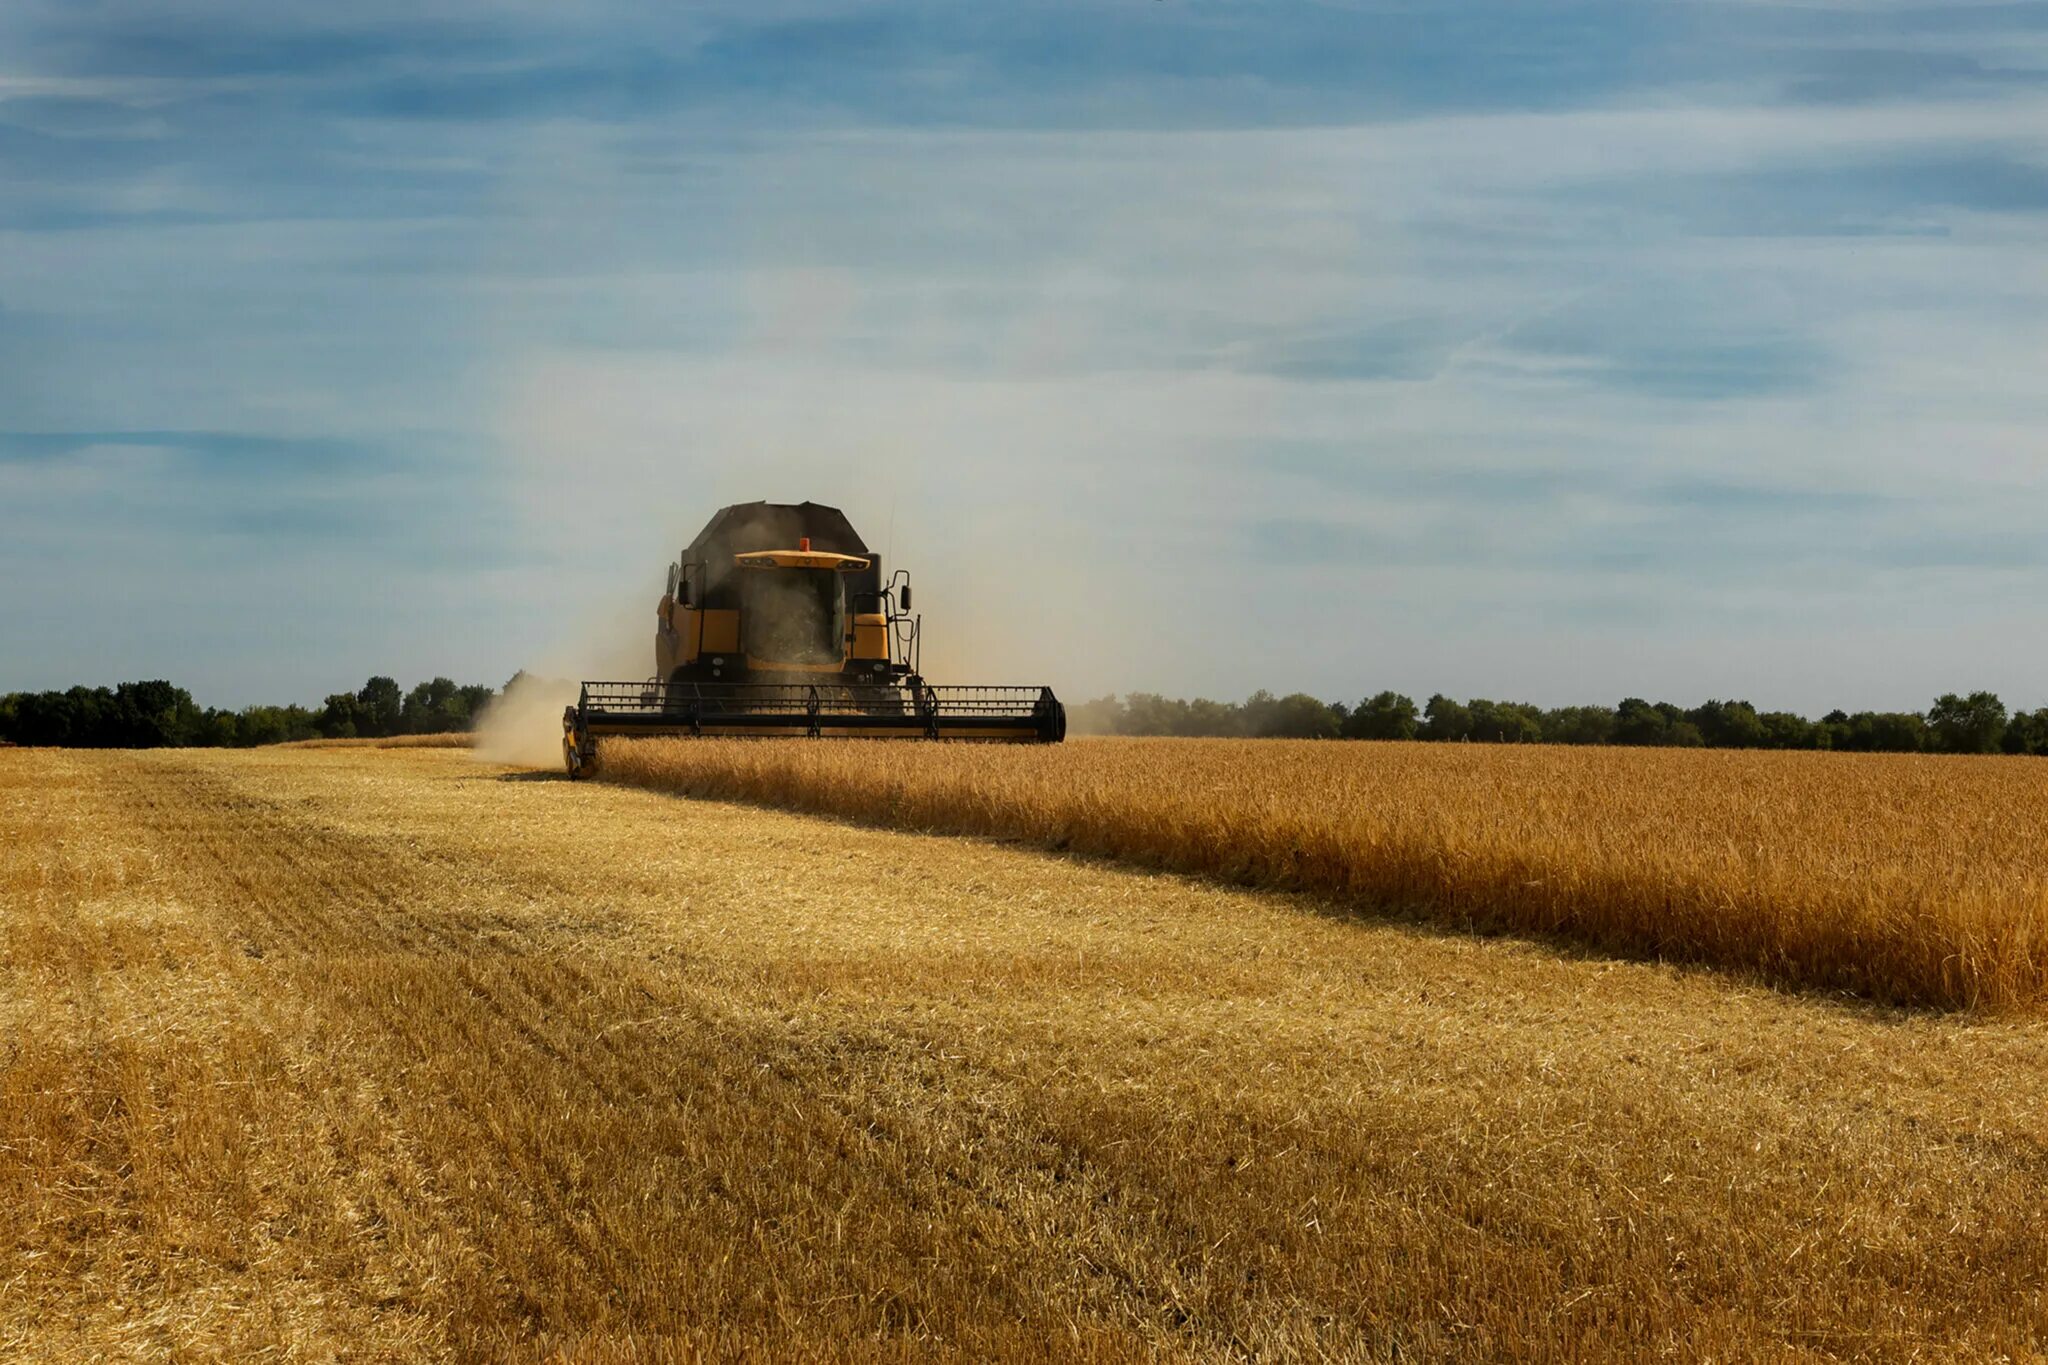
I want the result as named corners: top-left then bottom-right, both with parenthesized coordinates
top-left (563, 501), bottom-right (1065, 776)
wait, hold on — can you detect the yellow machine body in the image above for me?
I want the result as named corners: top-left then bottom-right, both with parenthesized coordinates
top-left (656, 549), bottom-right (895, 682)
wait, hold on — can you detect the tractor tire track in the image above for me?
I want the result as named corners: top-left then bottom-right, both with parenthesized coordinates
top-left (95, 753), bottom-right (640, 1339)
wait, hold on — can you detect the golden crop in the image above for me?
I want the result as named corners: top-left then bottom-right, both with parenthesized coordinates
top-left (599, 737), bottom-right (2048, 1012)
top-left (5, 744), bottom-right (2044, 1360)
top-left (278, 732), bottom-right (476, 749)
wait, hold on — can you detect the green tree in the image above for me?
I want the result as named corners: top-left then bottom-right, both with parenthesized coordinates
top-left (8, 691), bottom-right (79, 745)
top-left (242, 704), bottom-right (319, 746)
top-left (1757, 711), bottom-right (1819, 749)
top-left (356, 676), bottom-right (404, 738)
top-left (455, 684), bottom-right (496, 725)
top-left (1344, 691), bottom-right (1419, 741)
top-left (193, 708), bottom-right (241, 747)
top-left (402, 676), bottom-right (465, 733)
top-left (241, 706), bottom-right (293, 746)
top-left (1119, 692), bottom-right (1180, 737)
top-left (1927, 691), bottom-right (2007, 755)
top-left (67, 689), bottom-right (110, 744)
top-left (1688, 699), bottom-right (1764, 749)
top-left (2003, 708), bottom-right (2048, 756)
top-left (1541, 705), bottom-right (1616, 745)
top-left (1665, 720), bottom-right (1706, 748)
top-left (112, 680), bottom-right (200, 747)
top-left (1259, 693), bottom-right (1341, 739)
top-left (1836, 711), bottom-right (1927, 752)
top-left (1182, 698), bottom-right (1243, 737)
top-left (1466, 699), bottom-right (1543, 744)
top-left (2, 679), bottom-right (482, 748)
top-left (318, 692), bottom-right (363, 739)
top-left (1420, 695), bottom-right (1471, 742)
top-left (1612, 698), bottom-right (1668, 746)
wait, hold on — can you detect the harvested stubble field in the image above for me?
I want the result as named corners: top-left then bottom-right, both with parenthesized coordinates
top-left (3, 744), bottom-right (2045, 1361)
top-left (600, 738), bottom-right (2048, 1013)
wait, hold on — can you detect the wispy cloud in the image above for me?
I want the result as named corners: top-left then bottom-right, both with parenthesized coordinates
top-left (1, 2), bottom-right (2045, 709)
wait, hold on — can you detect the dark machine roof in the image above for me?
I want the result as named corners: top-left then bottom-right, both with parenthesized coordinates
top-left (685, 501), bottom-right (870, 559)
top-left (682, 502), bottom-right (881, 610)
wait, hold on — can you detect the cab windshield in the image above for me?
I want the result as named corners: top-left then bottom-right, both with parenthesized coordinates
top-left (742, 568), bottom-right (845, 665)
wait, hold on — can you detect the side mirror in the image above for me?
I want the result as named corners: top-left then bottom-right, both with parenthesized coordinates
top-left (899, 584), bottom-right (912, 611)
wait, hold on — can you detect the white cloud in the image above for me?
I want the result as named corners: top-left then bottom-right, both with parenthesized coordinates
top-left (461, 101), bottom-right (2048, 710)
top-left (5, 5), bottom-right (2047, 710)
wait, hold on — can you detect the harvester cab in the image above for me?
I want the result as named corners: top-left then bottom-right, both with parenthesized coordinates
top-left (563, 501), bottom-right (1064, 776)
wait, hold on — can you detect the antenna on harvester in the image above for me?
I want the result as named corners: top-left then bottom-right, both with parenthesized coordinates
top-left (885, 485), bottom-right (897, 572)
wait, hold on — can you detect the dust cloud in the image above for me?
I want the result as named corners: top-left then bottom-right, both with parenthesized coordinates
top-left (473, 672), bottom-right (579, 768)
top-left (498, 336), bottom-right (1175, 711)
top-left (474, 595), bottom-right (654, 769)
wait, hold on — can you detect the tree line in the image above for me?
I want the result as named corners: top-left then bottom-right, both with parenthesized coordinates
top-left (7, 675), bottom-right (2043, 757)
top-left (1071, 689), bottom-right (2048, 756)
top-left (0, 675), bottom-right (503, 749)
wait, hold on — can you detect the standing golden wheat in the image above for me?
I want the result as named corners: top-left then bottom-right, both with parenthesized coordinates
top-left (597, 737), bottom-right (2048, 1011)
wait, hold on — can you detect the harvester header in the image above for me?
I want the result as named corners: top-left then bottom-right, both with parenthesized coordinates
top-left (563, 500), bottom-right (1064, 775)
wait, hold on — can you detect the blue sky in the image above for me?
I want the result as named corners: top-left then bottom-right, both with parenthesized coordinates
top-left (2, 1), bottom-right (2045, 711)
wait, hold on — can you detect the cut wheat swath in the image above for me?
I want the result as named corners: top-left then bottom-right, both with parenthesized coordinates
top-left (597, 737), bottom-right (2048, 1011)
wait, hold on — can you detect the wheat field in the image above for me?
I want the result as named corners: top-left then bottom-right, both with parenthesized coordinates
top-left (4, 744), bottom-right (2045, 1360)
top-left (279, 732), bottom-right (477, 750)
top-left (598, 738), bottom-right (2048, 1013)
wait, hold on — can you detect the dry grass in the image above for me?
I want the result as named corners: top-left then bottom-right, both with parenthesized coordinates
top-left (4, 745), bottom-right (2045, 1360)
top-left (277, 732), bottom-right (475, 749)
top-left (597, 738), bottom-right (2048, 1013)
